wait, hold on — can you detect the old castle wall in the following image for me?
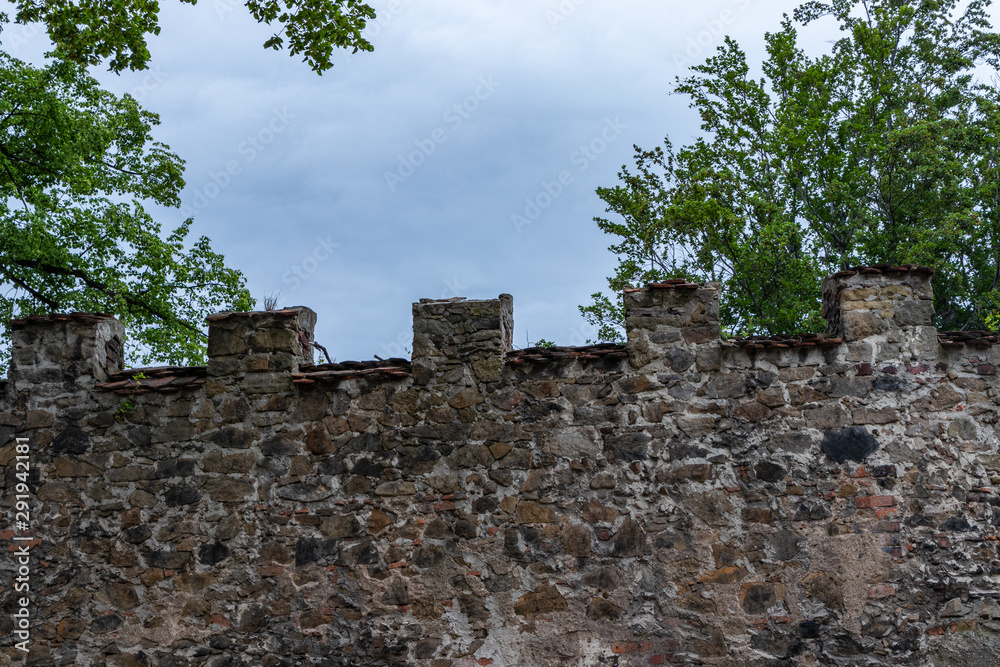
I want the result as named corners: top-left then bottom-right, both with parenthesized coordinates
top-left (1, 266), bottom-right (1000, 666)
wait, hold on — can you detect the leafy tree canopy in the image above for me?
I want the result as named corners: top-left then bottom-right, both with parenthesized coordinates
top-left (582, 0), bottom-right (1000, 341)
top-left (0, 0), bottom-right (377, 366)
top-left (0, 53), bottom-right (254, 364)
top-left (4, 0), bottom-right (375, 73)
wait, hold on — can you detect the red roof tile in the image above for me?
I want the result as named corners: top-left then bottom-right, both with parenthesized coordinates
top-left (506, 343), bottom-right (628, 364)
top-left (938, 331), bottom-right (999, 347)
top-left (724, 333), bottom-right (842, 349)
top-left (96, 366), bottom-right (207, 394)
top-left (292, 358), bottom-right (412, 384)
top-left (829, 264), bottom-right (935, 278)
top-left (205, 308), bottom-right (303, 322)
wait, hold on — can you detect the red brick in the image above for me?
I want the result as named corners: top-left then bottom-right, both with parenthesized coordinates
top-left (871, 521), bottom-right (900, 533)
top-left (868, 585), bottom-right (895, 599)
top-left (855, 495), bottom-right (896, 508)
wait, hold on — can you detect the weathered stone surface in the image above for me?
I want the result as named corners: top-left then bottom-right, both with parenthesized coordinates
top-left (448, 444), bottom-right (493, 469)
top-left (612, 517), bottom-right (647, 557)
top-left (147, 550), bottom-right (191, 569)
top-left (320, 515), bottom-right (364, 539)
top-left (12, 270), bottom-right (1000, 666)
top-left (513, 585), bottom-right (567, 617)
top-left (198, 542), bottom-right (230, 566)
top-left (581, 566), bottom-right (621, 591)
top-left (543, 427), bottom-right (601, 459)
top-left (733, 400), bottom-right (773, 422)
top-left (202, 477), bottom-right (255, 502)
top-left (163, 483), bottom-right (201, 506)
top-left (821, 426), bottom-right (880, 463)
top-left (382, 578), bottom-right (409, 606)
top-left (448, 387), bottom-right (484, 409)
top-left (804, 404), bottom-right (851, 429)
top-left (51, 427), bottom-right (90, 455)
top-left (700, 566), bottom-right (748, 584)
top-left (769, 530), bottom-right (802, 560)
top-left (740, 582), bottom-right (785, 615)
top-left (294, 537), bottom-right (338, 566)
top-left (516, 501), bottom-right (559, 524)
top-left (803, 572), bottom-right (844, 611)
top-left (202, 451), bottom-right (255, 473)
top-left (374, 480), bottom-right (416, 496)
top-left (586, 597), bottom-right (623, 620)
top-left (768, 432), bottom-right (815, 454)
top-left (754, 461), bottom-right (785, 483)
top-left (948, 417), bottom-right (978, 441)
top-left (561, 524), bottom-right (592, 557)
top-left (687, 492), bottom-right (735, 527)
top-left (275, 481), bottom-right (335, 502)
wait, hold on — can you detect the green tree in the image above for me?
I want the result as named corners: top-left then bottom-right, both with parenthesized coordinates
top-left (0, 0), bottom-right (377, 366)
top-left (582, 0), bottom-right (1000, 340)
top-left (5, 0), bottom-right (375, 73)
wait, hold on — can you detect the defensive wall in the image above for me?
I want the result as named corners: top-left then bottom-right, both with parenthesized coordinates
top-left (1, 265), bottom-right (1000, 666)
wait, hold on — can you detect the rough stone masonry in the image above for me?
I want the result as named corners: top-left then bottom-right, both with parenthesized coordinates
top-left (1, 266), bottom-right (1000, 666)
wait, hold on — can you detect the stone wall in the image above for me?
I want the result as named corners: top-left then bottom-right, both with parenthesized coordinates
top-left (2, 267), bottom-right (1000, 666)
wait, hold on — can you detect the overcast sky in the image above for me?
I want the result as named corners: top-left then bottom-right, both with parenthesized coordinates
top-left (8, 0), bottom-right (833, 362)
